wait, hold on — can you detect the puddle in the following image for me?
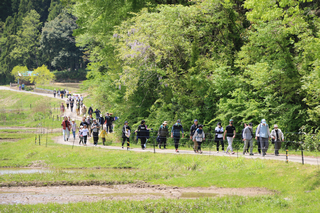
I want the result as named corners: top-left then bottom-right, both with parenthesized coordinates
top-left (0, 168), bottom-right (52, 175)
top-left (0, 184), bottom-right (273, 205)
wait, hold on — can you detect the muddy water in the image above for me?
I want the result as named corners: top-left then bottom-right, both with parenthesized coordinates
top-left (0, 184), bottom-right (273, 205)
top-left (0, 168), bottom-right (126, 175)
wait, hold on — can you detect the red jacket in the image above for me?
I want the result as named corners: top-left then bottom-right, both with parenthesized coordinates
top-left (61, 120), bottom-right (71, 131)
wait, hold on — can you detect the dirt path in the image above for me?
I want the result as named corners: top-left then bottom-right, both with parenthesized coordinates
top-left (1, 86), bottom-right (319, 166)
top-left (0, 86), bottom-right (83, 121)
top-left (0, 183), bottom-right (273, 205)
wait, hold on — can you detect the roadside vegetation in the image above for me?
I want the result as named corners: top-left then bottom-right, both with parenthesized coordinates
top-left (0, 90), bottom-right (65, 128)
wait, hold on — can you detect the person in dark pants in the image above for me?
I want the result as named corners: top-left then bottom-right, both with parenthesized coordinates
top-left (171, 119), bottom-right (184, 153)
top-left (241, 123), bottom-right (249, 154)
top-left (61, 90), bottom-right (64, 99)
top-left (91, 119), bottom-right (100, 146)
top-left (158, 121), bottom-right (169, 149)
top-left (93, 109), bottom-right (101, 120)
top-left (99, 114), bottom-right (105, 130)
top-left (105, 113), bottom-right (113, 133)
top-left (122, 121), bottom-right (131, 150)
top-left (255, 119), bottom-right (271, 157)
top-left (190, 119), bottom-right (199, 153)
top-left (215, 122), bottom-right (224, 153)
top-left (88, 106), bottom-right (93, 116)
top-left (193, 124), bottom-right (205, 154)
top-left (70, 99), bottom-right (74, 112)
top-left (136, 120), bottom-right (148, 150)
top-left (271, 124), bottom-right (284, 156)
top-left (53, 89), bottom-right (56, 97)
top-left (255, 126), bottom-right (261, 154)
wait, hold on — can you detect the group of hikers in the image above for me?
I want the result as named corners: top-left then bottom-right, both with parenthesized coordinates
top-left (60, 96), bottom-right (284, 156)
top-left (53, 89), bottom-right (70, 99)
top-left (59, 94), bottom-right (86, 116)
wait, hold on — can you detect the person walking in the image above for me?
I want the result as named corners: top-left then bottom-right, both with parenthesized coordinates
top-left (223, 119), bottom-right (236, 155)
top-left (271, 124), bottom-right (284, 156)
top-left (214, 122), bottom-right (224, 153)
top-left (109, 113), bottom-right (115, 132)
top-left (94, 109), bottom-right (101, 120)
top-left (61, 90), bottom-right (64, 99)
top-left (71, 119), bottom-right (77, 140)
top-left (66, 98), bottom-right (70, 110)
top-left (57, 89), bottom-right (60, 98)
top-left (241, 123), bottom-right (249, 154)
top-left (78, 126), bottom-right (84, 144)
top-left (22, 83), bottom-right (25, 90)
top-left (60, 103), bottom-right (65, 115)
top-left (81, 124), bottom-right (89, 146)
top-left (88, 106), bottom-right (93, 116)
top-left (190, 119), bottom-right (199, 153)
top-left (255, 119), bottom-right (271, 157)
top-left (136, 120), bottom-right (148, 150)
top-left (193, 124), bottom-right (205, 154)
top-left (105, 113), bottom-right (112, 133)
top-left (87, 115), bottom-right (93, 137)
top-left (99, 127), bottom-right (107, 145)
top-left (122, 121), bottom-right (131, 150)
top-left (70, 98), bottom-right (74, 112)
top-left (171, 119), bottom-right (184, 153)
top-left (61, 116), bottom-right (71, 141)
top-left (91, 119), bottom-right (100, 146)
top-left (53, 89), bottom-right (56, 98)
top-left (99, 114), bottom-right (105, 130)
top-left (82, 105), bottom-right (87, 116)
top-left (80, 116), bottom-right (89, 129)
top-left (158, 121), bottom-right (169, 149)
top-left (243, 122), bottom-right (254, 155)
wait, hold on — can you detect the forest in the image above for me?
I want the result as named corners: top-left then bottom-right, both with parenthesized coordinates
top-left (2, 0), bottom-right (320, 133)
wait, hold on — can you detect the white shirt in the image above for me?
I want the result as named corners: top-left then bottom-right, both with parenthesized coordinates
top-left (81, 128), bottom-right (89, 136)
top-left (215, 126), bottom-right (224, 138)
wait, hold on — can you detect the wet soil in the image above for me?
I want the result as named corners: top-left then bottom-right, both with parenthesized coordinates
top-left (0, 183), bottom-right (273, 205)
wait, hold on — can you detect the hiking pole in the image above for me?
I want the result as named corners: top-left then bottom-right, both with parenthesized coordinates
top-left (286, 146), bottom-right (288, 163)
top-left (301, 148), bottom-right (304, 165)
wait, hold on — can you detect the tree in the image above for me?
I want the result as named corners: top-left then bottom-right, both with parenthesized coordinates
top-left (10, 10), bottom-right (42, 70)
top-left (30, 65), bottom-right (55, 85)
top-left (11, 65), bottom-right (29, 82)
top-left (40, 10), bottom-right (84, 71)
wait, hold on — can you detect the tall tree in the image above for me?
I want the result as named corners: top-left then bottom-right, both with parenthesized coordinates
top-left (40, 10), bottom-right (84, 71)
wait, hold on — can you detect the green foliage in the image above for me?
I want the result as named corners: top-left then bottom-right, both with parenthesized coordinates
top-left (11, 65), bottom-right (28, 81)
top-left (30, 65), bottom-right (55, 85)
top-left (40, 10), bottom-right (84, 71)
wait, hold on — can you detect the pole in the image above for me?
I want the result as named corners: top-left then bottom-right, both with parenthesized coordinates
top-left (39, 134), bottom-right (41, 145)
top-left (301, 148), bottom-right (304, 165)
top-left (286, 148), bottom-right (288, 163)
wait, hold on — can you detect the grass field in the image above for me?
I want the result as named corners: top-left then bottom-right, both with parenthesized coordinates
top-left (0, 134), bottom-right (320, 212)
top-left (36, 82), bottom-right (81, 94)
top-left (0, 90), bottom-right (65, 128)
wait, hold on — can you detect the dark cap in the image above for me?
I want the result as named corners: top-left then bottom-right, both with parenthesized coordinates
top-left (249, 122), bottom-right (253, 126)
top-left (217, 122), bottom-right (221, 126)
top-left (124, 121), bottom-right (128, 124)
top-left (177, 119), bottom-right (181, 123)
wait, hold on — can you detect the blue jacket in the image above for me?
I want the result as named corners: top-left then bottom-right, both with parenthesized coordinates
top-left (171, 123), bottom-right (184, 138)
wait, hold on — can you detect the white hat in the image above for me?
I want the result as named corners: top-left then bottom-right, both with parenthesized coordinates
top-left (274, 124), bottom-right (278, 128)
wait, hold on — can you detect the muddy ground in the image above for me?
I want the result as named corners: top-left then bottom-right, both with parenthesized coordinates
top-left (0, 183), bottom-right (273, 205)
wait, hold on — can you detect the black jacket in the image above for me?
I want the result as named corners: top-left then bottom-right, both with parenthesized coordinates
top-left (158, 125), bottom-right (169, 137)
top-left (190, 124), bottom-right (199, 136)
top-left (137, 124), bottom-right (148, 138)
top-left (88, 107), bottom-right (93, 115)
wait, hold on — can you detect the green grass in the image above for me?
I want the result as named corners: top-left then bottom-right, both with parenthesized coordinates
top-left (0, 134), bottom-right (320, 211)
top-left (0, 90), bottom-right (65, 128)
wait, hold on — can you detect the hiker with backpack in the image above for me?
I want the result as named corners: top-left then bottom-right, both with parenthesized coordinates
top-left (270, 124), bottom-right (284, 156)
top-left (71, 119), bottom-right (77, 140)
top-left (135, 120), bottom-right (149, 150)
top-left (91, 119), bottom-right (100, 146)
top-left (215, 122), bottom-right (224, 153)
top-left (158, 121), bottom-right (169, 149)
top-left (190, 119), bottom-right (199, 153)
top-left (193, 124), bottom-right (205, 154)
top-left (242, 122), bottom-right (254, 155)
top-left (93, 108), bottom-right (101, 120)
top-left (122, 121), bottom-right (131, 150)
top-left (61, 116), bottom-right (71, 141)
top-left (255, 119), bottom-right (271, 157)
top-left (171, 119), bottom-right (184, 153)
top-left (53, 89), bottom-right (56, 97)
top-left (88, 106), bottom-right (93, 116)
top-left (105, 113), bottom-right (113, 133)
